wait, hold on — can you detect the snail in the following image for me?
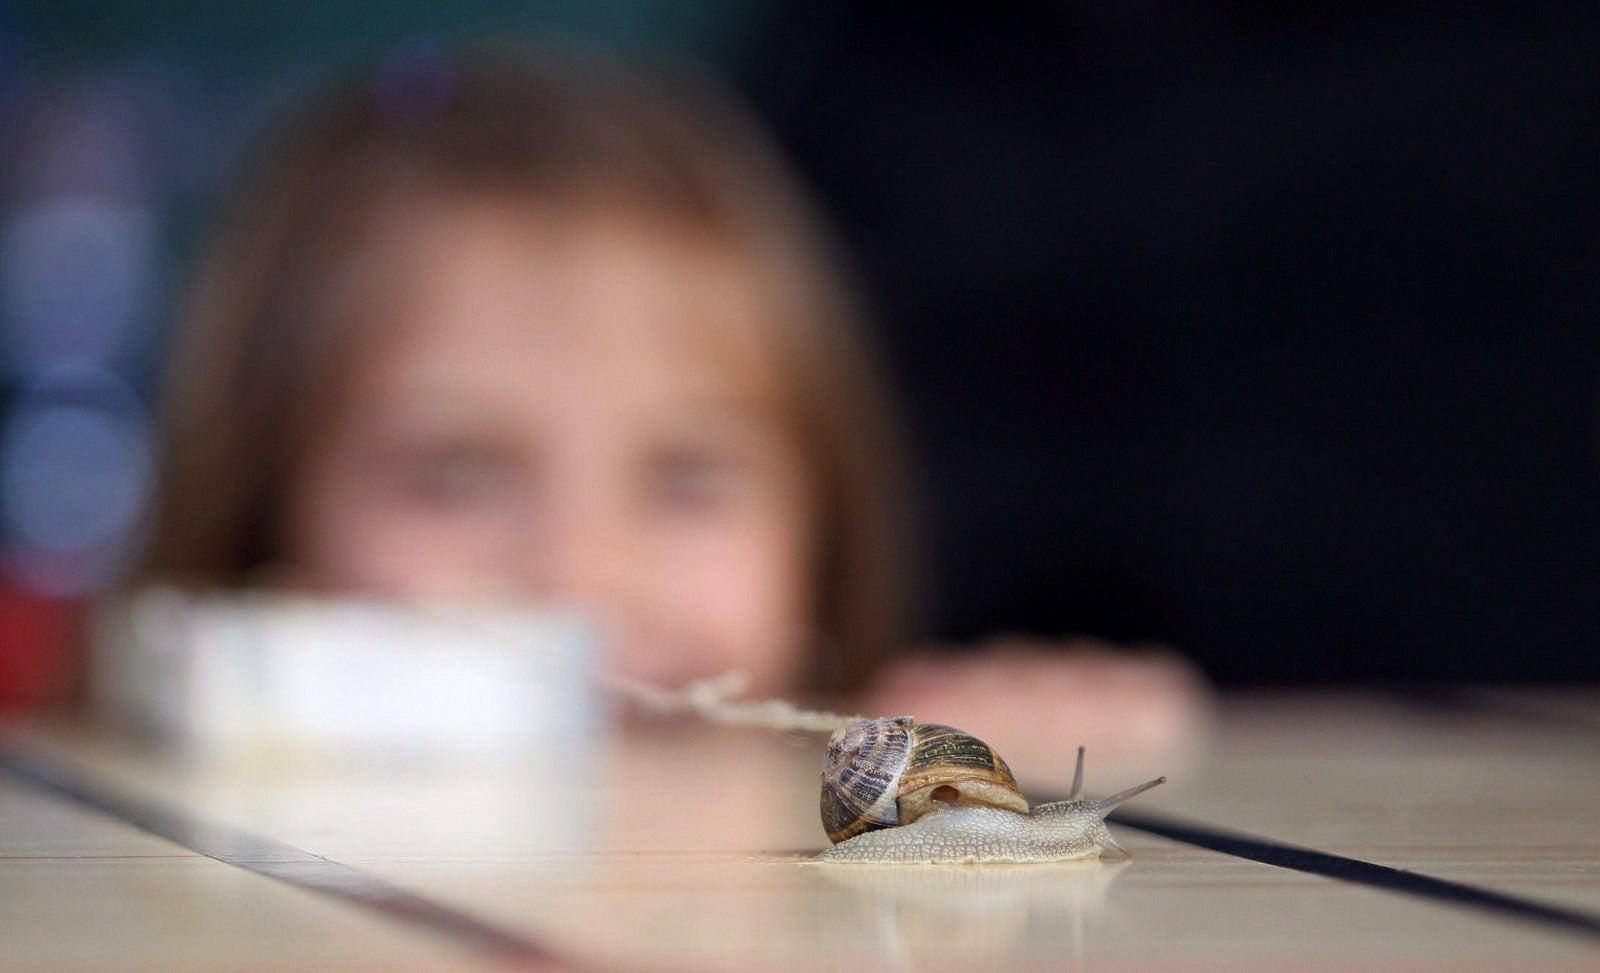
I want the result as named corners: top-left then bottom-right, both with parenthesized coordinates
top-left (817, 716), bottom-right (1165, 863)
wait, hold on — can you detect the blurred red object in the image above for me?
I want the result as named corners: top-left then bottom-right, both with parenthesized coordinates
top-left (0, 579), bottom-right (81, 709)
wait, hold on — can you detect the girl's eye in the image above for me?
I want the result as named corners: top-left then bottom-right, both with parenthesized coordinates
top-left (390, 445), bottom-right (517, 509)
top-left (648, 446), bottom-right (745, 514)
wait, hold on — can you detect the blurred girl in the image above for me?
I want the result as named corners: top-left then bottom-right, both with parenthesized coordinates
top-left (135, 52), bottom-right (1206, 757)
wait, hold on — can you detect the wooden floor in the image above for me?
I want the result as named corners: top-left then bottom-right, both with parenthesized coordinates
top-left (3, 690), bottom-right (1598, 971)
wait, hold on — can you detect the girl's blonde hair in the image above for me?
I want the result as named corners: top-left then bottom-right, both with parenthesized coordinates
top-left (136, 52), bottom-right (908, 694)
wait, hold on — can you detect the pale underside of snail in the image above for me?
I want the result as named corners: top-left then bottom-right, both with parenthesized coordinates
top-left (817, 716), bottom-right (1165, 864)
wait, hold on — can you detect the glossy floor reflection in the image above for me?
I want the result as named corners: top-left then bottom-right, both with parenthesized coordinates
top-left (3, 691), bottom-right (1598, 971)
top-left (810, 859), bottom-right (1127, 971)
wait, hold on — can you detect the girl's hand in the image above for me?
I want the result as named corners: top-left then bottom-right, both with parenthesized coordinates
top-left (859, 637), bottom-right (1213, 772)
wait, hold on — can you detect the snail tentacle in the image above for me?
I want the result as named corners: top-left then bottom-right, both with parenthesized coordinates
top-left (1086, 775), bottom-right (1167, 817)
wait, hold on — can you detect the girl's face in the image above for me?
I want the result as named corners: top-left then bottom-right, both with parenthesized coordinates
top-left (285, 197), bottom-right (815, 694)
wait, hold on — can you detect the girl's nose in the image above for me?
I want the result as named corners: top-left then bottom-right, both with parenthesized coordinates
top-left (515, 494), bottom-right (628, 607)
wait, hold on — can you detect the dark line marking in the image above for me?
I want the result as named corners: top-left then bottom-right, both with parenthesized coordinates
top-left (0, 745), bottom-right (573, 969)
top-left (1099, 805), bottom-right (1600, 945)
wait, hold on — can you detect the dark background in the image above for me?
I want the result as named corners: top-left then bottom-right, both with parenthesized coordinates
top-left (3, 1), bottom-right (1597, 686)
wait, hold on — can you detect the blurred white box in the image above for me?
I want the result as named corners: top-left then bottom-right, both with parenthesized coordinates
top-left (90, 588), bottom-right (604, 766)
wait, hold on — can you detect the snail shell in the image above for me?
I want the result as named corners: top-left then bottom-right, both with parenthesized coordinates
top-left (820, 716), bottom-right (1030, 844)
top-left (818, 717), bottom-right (1166, 863)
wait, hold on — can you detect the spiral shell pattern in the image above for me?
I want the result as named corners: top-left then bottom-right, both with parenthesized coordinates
top-left (820, 717), bottom-right (1028, 844)
top-left (821, 717), bottom-right (914, 843)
